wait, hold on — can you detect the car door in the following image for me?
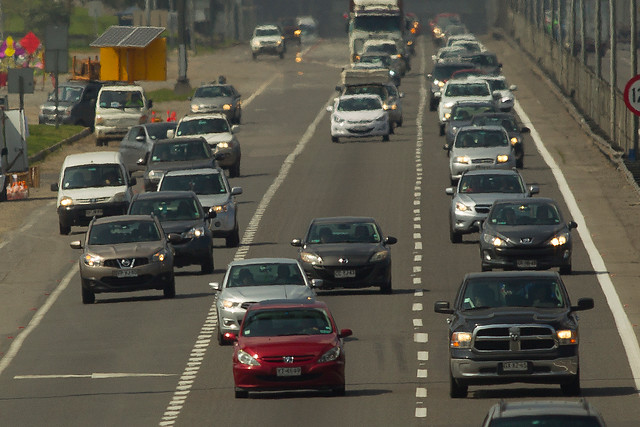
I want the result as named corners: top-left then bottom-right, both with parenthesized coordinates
top-left (81, 84), bottom-right (100, 127)
top-left (119, 126), bottom-right (146, 172)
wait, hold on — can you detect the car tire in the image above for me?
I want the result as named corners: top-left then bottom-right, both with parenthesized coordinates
top-left (481, 264), bottom-right (492, 272)
top-left (201, 250), bottom-right (214, 274)
top-left (81, 283), bottom-right (95, 305)
top-left (226, 226), bottom-right (240, 248)
top-left (561, 373), bottom-right (581, 396)
top-left (429, 98), bottom-right (437, 111)
top-left (450, 371), bottom-right (468, 398)
top-left (331, 385), bottom-right (346, 396)
top-left (252, 52), bottom-right (257, 60)
top-left (229, 162), bottom-right (240, 178)
top-left (439, 124), bottom-right (445, 136)
top-left (217, 321), bottom-right (231, 346)
top-left (382, 134), bottom-right (390, 142)
top-left (279, 52), bottom-right (284, 59)
top-left (235, 388), bottom-right (249, 398)
top-left (380, 277), bottom-right (392, 294)
top-left (163, 277), bottom-right (176, 299)
top-left (59, 222), bottom-right (71, 235)
top-left (397, 118), bottom-right (403, 127)
top-left (331, 136), bottom-right (339, 143)
top-left (450, 228), bottom-right (462, 244)
top-left (559, 263), bottom-right (572, 275)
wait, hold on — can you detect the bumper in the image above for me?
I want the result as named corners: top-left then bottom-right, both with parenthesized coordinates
top-left (331, 121), bottom-right (389, 139)
top-left (95, 126), bottom-right (129, 140)
top-left (80, 264), bottom-right (174, 294)
top-left (252, 46), bottom-right (284, 55)
top-left (450, 159), bottom-right (516, 181)
top-left (213, 147), bottom-right (240, 169)
top-left (172, 235), bottom-right (212, 267)
top-left (302, 260), bottom-right (390, 289)
top-left (450, 354), bottom-right (578, 386)
top-left (204, 209), bottom-right (236, 236)
top-left (451, 211), bottom-right (487, 234)
top-left (233, 360), bottom-right (345, 392)
top-left (39, 113), bottom-right (75, 125)
top-left (481, 245), bottom-right (572, 270)
top-left (58, 202), bottom-right (129, 228)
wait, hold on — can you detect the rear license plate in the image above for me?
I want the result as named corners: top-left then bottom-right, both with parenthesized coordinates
top-left (334, 269), bottom-right (356, 278)
top-left (276, 367), bottom-right (301, 377)
top-left (117, 270), bottom-right (138, 278)
top-left (501, 361), bottom-right (529, 372)
top-left (85, 209), bottom-right (103, 217)
top-left (517, 259), bottom-right (537, 268)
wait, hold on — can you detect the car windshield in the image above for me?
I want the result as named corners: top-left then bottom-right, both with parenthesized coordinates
top-left (194, 86), bottom-right (233, 98)
top-left (242, 308), bottom-right (333, 337)
top-left (307, 222), bottom-right (381, 244)
top-left (88, 220), bottom-right (161, 245)
top-left (451, 105), bottom-right (496, 121)
top-left (337, 97), bottom-right (382, 111)
top-left (461, 277), bottom-right (566, 310)
top-left (465, 54), bottom-right (498, 66)
top-left (459, 174), bottom-right (525, 194)
top-left (489, 203), bottom-right (561, 226)
top-left (227, 263), bottom-right (305, 288)
top-left (453, 41), bottom-right (481, 52)
top-left (176, 118), bottom-right (229, 136)
top-left (432, 64), bottom-right (472, 80)
top-left (129, 197), bottom-right (201, 221)
top-left (255, 28), bottom-right (279, 37)
top-left (472, 116), bottom-right (518, 131)
top-left (365, 43), bottom-right (398, 55)
top-left (344, 85), bottom-right (386, 98)
top-left (52, 86), bottom-right (83, 102)
top-left (159, 172), bottom-right (227, 195)
top-left (445, 83), bottom-right (490, 97)
top-left (146, 123), bottom-right (176, 140)
top-left (455, 130), bottom-right (508, 148)
top-left (150, 141), bottom-right (210, 162)
top-left (488, 415), bottom-right (602, 426)
top-left (62, 164), bottom-right (125, 189)
top-left (98, 90), bottom-right (144, 109)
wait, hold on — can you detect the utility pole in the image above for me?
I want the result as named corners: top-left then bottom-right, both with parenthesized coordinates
top-left (609, 0), bottom-right (617, 146)
top-left (174, 0), bottom-right (191, 94)
top-left (631, 0), bottom-right (638, 160)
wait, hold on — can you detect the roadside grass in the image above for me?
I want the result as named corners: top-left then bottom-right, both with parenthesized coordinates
top-left (27, 124), bottom-right (85, 157)
top-left (147, 88), bottom-right (196, 102)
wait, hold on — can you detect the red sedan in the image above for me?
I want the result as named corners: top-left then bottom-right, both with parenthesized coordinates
top-left (229, 299), bottom-right (352, 398)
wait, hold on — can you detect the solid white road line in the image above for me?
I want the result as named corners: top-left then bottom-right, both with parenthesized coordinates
top-left (515, 100), bottom-right (640, 394)
top-left (15, 373), bottom-right (175, 379)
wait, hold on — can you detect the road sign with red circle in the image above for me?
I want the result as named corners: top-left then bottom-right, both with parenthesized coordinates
top-left (624, 74), bottom-right (640, 116)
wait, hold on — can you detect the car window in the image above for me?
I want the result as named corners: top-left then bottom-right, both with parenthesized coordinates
top-left (98, 90), bottom-right (144, 109)
top-left (160, 173), bottom-right (227, 195)
top-left (255, 28), bottom-right (280, 37)
top-left (227, 263), bottom-right (305, 288)
top-left (176, 118), bottom-right (229, 136)
top-left (146, 123), bottom-right (176, 140)
top-left (451, 105), bottom-right (496, 121)
top-left (151, 141), bottom-right (210, 162)
top-left (62, 164), bottom-right (124, 189)
top-left (344, 85), bottom-right (386, 98)
top-left (88, 220), bottom-right (161, 245)
top-left (459, 174), bottom-right (525, 194)
top-left (129, 197), bottom-right (201, 221)
top-left (242, 308), bottom-right (333, 337)
top-left (455, 130), bottom-right (508, 148)
top-left (489, 203), bottom-right (560, 226)
top-left (472, 116), bottom-right (517, 131)
top-left (462, 277), bottom-right (565, 309)
top-left (337, 97), bottom-right (382, 111)
top-left (307, 222), bottom-right (381, 244)
top-left (445, 83), bottom-right (490, 97)
top-left (488, 415), bottom-right (602, 426)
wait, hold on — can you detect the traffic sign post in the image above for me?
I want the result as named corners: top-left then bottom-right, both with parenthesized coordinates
top-left (624, 74), bottom-right (640, 160)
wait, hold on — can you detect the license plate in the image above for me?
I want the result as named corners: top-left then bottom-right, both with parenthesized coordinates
top-left (334, 269), bottom-right (356, 278)
top-left (276, 367), bottom-right (301, 377)
top-left (117, 270), bottom-right (138, 278)
top-left (502, 361), bottom-right (529, 372)
top-left (517, 259), bottom-right (537, 268)
top-left (85, 209), bottom-right (103, 217)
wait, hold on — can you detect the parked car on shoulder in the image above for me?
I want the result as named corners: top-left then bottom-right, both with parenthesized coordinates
top-left (39, 79), bottom-right (102, 129)
top-left (94, 83), bottom-right (152, 146)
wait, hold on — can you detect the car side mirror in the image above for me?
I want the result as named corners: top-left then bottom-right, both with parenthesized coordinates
top-left (311, 278), bottom-right (323, 288)
top-left (427, 73), bottom-right (433, 79)
top-left (510, 84), bottom-right (518, 91)
top-left (568, 220), bottom-right (578, 229)
top-left (69, 240), bottom-right (83, 249)
top-left (445, 187), bottom-right (455, 195)
top-left (166, 129), bottom-right (175, 138)
top-left (528, 185), bottom-right (539, 195)
top-left (384, 236), bottom-right (398, 245)
top-left (231, 125), bottom-right (240, 133)
top-left (338, 329), bottom-right (353, 339)
top-left (51, 183), bottom-right (59, 191)
top-left (498, 62), bottom-right (503, 68)
top-left (129, 177), bottom-right (137, 187)
top-left (291, 238), bottom-right (303, 247)
top-left (434, 301), bottom-right (454, 314)
top-left (208, 282), bottom-right (221, 291)
top-left (326, 105), bottom-right (334, 112)
top-left (135, 135), bottom-right (145, 142)
top-left (443, 143), bottom-right (450, 151)
top-left (187, 96), bottom-right (192, 101)
top-left (167, 233), bottom-right (183, 244)
top-left (399, 92), bottom-right (405, 98)
top-left (571, 297), bottom-right (594, 312)
top-left (231, 186), bottom-right (243, 196)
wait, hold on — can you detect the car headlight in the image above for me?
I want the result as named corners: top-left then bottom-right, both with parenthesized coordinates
top-left (191, 104), bottom-right (200, 112)
top-left (333, 115), bottom-right (344, 123)
top-left (83, 253), bottom-right (103, 267)
top-left (483, 234), bottom-right (506, 246)
top-left (318, 346), bottom-right (341, 363)
top-left (300, 252), bottom-right (322, 265)
top-left (276, 40), bottom-right (282, 46)
top-left (451, 331), bottom-right (472, 348)
top-left (221, 299), bottom-right (240, 309)
top-left (444, 112), bottom-right (451, 120)
top-left (455, 202), bottom-right (470, 212)
top-left (454, 155), bottom-right (470, 164)
top-left (212, 203), bottom-right (229, 213)
top-left (217, 141), bottom-right (231, 149)
top-left (251, 40), bottom-right (260, 47)
top-left (557, 329), bottom-right (578, 345)
top-left (437, 80), bottom-right (445, 88)
top-left (510, 137), bottom-right (520, 146)
top-left (237, 349), bottom-right (261, 366)
top-left (496, 154), bottom-right (510, 163)
top-left (152, 248), bottom-right (169, 262)
top-left (183, 226), bottom-right (206, 239)
top-left (148, 170), bottom-right (165, 180)
top-left (548, 233), bottom-right (568, 246)
top-left (443, 101), bottom-right (455, 108)
top-left (60, 196), bottom-right (74, 207)
top-left (369, 250), bottom-right (388, 262)
top-left (223, 104), bottom-right (232, 111)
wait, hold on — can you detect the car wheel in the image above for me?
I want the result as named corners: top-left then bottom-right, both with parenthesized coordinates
top-left (226, 226), bottom-right (240, 248)
top-left (429, 98), bottom-right (437, 111)
top-left (81, 282), bottom-right (95, 305)
top-left (450, 371), bottom-right (468, 398)
top-left (382, 134), bottom-right (390, 142)
top-left (59, 222), bottom-right (71, 235)
top-left (252, 52), bottom-right (257, 60)
top-left (279, 52), bottom-right (284, 59)
top-left (561, 373), bottom-right (581, 396)
top-left (397, 119), bottom-right (403, 127)
top-left (163, 277), bottom-right (176, 299)
top-left (234, 388), bottom-right (249, 398)
top-left (559, 263), bottom-right (572, 275)
top-left (516, 155), bottom-right (524, 169)
top-left (331, 136), bottom-right (339, 143)
top-left (450, 228), bottom-right (462, 244)
top-left (439, 124), bottom-right (445, 136)
top-left (331, 385), bottom-right (346, 396)
top-left (201, 250), bottom-right (214, 274)
top-left (230, 162), bottom-right (240, 178)
top-left (380, 277), bottom-right (392, 294)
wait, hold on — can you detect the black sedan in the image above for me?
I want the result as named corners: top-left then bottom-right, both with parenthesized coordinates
top-left (471, 112), bottom-right (530, 168)
top-left (479, 198), bottom-right (577, 274)
top-left (291, 217), bottom-right (397, 293)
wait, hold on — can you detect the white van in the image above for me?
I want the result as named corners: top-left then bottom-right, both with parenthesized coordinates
top-left (51, 151), bottom-right (136, 235)
top-left (94, 84), bottom-right (152, 146)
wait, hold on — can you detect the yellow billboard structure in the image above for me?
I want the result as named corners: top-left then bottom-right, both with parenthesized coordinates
top-left (90, 26), bottom-right (166, 82)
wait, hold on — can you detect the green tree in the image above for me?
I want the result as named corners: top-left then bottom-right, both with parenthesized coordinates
top-left (24, 0), bottom-right (71, 34)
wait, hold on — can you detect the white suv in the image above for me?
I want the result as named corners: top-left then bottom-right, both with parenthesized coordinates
top-left (250, 25), bottom-right (285, 60)
top-left (94, 84), bottom-right (152, 146)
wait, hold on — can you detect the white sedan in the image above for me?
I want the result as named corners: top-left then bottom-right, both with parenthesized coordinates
top-left (327, 94), bottom-right (390, 143)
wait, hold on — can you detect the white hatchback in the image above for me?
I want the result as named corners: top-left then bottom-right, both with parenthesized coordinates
top-left (327, 94), bottom-right (390, 143)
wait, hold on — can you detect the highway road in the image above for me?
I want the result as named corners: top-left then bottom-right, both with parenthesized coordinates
top-left (0, 35), bottom-right (640, 426)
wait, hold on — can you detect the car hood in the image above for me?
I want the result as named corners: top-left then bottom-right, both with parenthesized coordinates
top-left (148, 158), bottom-right (214, 172)
top-left (490, 223), bottom-right (568, 245)
top-left (192, 96), bottom-right (233, 105)
top-left (458, 307), bottom-right (571, 325)
top-left (196, 194), bottom-right (231, 209)
top-left (456, 192), bottom-right (528, 205)
top-left (305, 243), bottom-right (379, 264)
top-left (333, 110), bottom-right (385, 121)
top-left (221, 285), bottom-right (314, 302)
top-left (451, 146), bottom-right (513, 158)
top-left (176, 133), bottom-right (233, 144)
top-left (86, 242), bottom-right (164, 258)
top-left (239, 334), bottom-right (338, 356)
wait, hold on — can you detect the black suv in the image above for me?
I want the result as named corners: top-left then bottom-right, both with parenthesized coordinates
top-left (39, 80), bottom-right (102, 129)
top-left (434, 271), bottom-right (594, 398)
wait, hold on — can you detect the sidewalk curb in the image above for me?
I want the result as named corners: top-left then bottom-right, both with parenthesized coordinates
top-left (28, 127), bottom-right (91, 164)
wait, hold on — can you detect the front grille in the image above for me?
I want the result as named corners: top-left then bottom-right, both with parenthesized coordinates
top-left (348, 128), bottom-right (374, 134)
top-left (75, 197), bottom-right (111, 204)
top-left (475, 204), bottom-right (491, 214)
top-left (262, 355), bottom-right (315, 363)
top-left (473, 324), bottom-right (556, 352)
top-left (101, 275), bottom-right (153, 286)
top-left (104, 258), bottom-right (149, 268)
top-left (472, 158), bottom-right (494, 164)
top-left (255, 373), bottom-right (321, 382)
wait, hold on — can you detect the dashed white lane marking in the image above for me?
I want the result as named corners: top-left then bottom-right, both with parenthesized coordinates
top-left (412, 303), bottom-right (423, 311)
top-left (515, 100), bottom-right (640, 392)
top-left (15, 373), bottom-right (175, 379)
top-left (159, 94), bottom-right (336, 425)
top-left (417, 351), bottom-right (429, 361)
top-left (415, 408), bottom-right (427, 418)
top-left (414, 333), bottom-right (428, 343)
top-left (417, 369), bottom-right (428, 378)
top-left (414, 242), bottom-right (422, 250)
top-left (413, 319), bottom-right (423, 327)
top-left (416, 388), bottom-right (427, 398)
